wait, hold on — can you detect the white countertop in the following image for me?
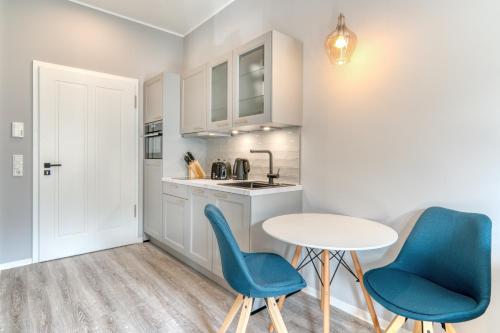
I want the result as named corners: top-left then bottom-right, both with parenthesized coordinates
top-left (162, 177), bottom-right (303, 196)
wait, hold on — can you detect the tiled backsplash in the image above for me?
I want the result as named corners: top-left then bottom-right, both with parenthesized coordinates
top-left (205, 127), bottom-right (301, 184)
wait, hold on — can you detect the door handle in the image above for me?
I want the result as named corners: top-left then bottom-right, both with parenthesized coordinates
top-left (44, 162), bottom-right (62, 168)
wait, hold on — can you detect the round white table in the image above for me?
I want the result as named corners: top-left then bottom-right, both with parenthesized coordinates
top-left (263, 213), bottom-right (398, 333)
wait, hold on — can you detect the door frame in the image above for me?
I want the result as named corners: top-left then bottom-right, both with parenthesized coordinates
top-left (32, 60), bottom-right (140, 263)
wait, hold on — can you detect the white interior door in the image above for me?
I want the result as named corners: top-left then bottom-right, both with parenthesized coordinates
top-left (37, 63), bottom-right (140, 262)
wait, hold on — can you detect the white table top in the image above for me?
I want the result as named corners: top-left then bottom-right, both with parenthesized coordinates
top-left (263, 213), bottom-right (398, 251)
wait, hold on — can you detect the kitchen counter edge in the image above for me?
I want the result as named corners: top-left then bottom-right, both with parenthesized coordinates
top-left (162, 177), bottom-right (303, 196)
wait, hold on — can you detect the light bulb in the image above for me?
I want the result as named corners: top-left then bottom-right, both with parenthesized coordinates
top-left (231, 130), bottom-right (239, 135)
top-left (334, 36), bottom-right (348, 49)
top-left (325, 13), bottom-right (357, 65)
top-left (262, 126), bottom-right (271, 131)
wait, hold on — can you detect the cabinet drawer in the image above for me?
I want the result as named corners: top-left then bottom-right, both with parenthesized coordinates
top-left (162, 182), bottom-right (188, 199)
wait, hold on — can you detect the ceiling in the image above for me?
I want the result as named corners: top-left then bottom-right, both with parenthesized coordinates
top-left (68, 0), bottom-right (236, 37)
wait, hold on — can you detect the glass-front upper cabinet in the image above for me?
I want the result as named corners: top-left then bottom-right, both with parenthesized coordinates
top-left (207, 53), bottom-right (232, 131)
top-left (233, 32), bottom-right (273, 127)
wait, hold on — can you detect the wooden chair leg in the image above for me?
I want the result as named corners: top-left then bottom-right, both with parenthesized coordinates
top-left (422, 322), bottom-right (433, 333)
top-left (351, 251), bottom-right (383, 333)
top-left (444, 324), bottom-right (457, 333)
top-left (266, 297), bottom-right (289, 333)
top-left (235, 297), bottom-right (253, 333)
top-left (412, 321), bottom-right (422, 333)
top-left (218, 294), bottom-right (244, 333)
top-left (385, 315), bottom-right (407, 333)
top-left (268, 246), bottom-right (302, 332)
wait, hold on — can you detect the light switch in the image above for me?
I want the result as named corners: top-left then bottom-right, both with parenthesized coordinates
top-left (13, 154), bottom-right (23, 177)
top-left (12, 122), bottom-right (24, 138)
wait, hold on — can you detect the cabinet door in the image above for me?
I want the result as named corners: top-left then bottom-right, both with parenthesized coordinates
top-left (207, 54), bottom-right (232, 131)
top-left (144, 74), bottom-right (163, 123)
top-left (187, 188), bottom-right (214, 270)
top-left (233, 32), bottom-right (272, 127)
top-left (211, 191), bottom-right (251, 278)
top-left (162, 194), bottom-right (187, 253)
top-left (144, 160), bottom-right (163, 239)
top-left (181, 65), bottom-right (207, 133)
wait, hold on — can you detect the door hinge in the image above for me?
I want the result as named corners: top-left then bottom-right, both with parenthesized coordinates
top-left (134, 95), bottom-right (137, 109)
top-left (134, 204), bottom-right (137, 218)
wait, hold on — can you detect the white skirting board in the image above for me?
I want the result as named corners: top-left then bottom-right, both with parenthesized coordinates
top-left (302, 286), bottom-right (412, 333)
top-left (0, 258), bottom-right (32, 271)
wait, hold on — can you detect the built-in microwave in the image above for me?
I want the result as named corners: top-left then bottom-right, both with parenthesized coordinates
top-left (144, 120), bottom-right (162, 159)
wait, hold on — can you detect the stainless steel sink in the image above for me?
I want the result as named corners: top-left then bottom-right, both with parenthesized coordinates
top-left (217, 181), bottom-right (294, 189)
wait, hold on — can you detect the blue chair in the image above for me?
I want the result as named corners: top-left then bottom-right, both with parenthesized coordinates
top-left (363, 207), bottom-right (491, 333)
top-left (204, 204), bottom-right (306, 333)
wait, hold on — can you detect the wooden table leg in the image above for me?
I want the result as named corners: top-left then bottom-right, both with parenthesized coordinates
top-left (268, 246), bottom-right (303, 332)
top-left (350, 251), bottom-right (382, 333)
top-left (322, 250), bottom-right (330, 333)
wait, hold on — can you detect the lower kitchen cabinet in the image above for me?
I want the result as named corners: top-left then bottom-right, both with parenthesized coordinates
top-left (211, 191), bottom-right (250, 277)
top-left (162, 194), bottom-right (188, 254)
top-left (187, 188), bottom-right (213, 270)
top-left (154, 181), bottom-right (302, 289)
top-left (144, 160), bottom-right (162, 239)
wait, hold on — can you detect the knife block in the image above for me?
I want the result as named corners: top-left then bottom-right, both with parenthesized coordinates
top-left (187, 161), bottom-right (206, 179)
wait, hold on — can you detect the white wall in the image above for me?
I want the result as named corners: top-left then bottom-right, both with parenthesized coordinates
top-left (0, 0), bottom-right (184, 264)
top-left (183, 0), bottom-right (500, 331)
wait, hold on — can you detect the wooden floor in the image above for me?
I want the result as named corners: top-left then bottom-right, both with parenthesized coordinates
top-left (0, 243), bottom-right (373, 333)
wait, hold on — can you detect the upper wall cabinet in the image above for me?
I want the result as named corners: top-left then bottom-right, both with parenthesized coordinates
top-left (207, 53), bottom-right (233, 131)
top-left (181, 65), bottom-right (207, 134)
top-left (180, 30), bottom-right (302, 136)
top-left (144, 74), bottom-right (164, 123)
top-left (233, 30), bottom-right (302, 130)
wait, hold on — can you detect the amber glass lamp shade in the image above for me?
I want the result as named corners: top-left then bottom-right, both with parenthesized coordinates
top-left (325, 13), bottom-right (357, 65)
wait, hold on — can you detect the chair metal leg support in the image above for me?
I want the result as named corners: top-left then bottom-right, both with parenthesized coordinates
top-left (236, 297), bottom-right (253, 333)
top-left (386, 316), bottom-right (407, 333)
top-left (218, 294), bottom-right (244, 333)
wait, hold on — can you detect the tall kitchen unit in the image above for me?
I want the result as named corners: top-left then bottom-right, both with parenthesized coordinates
top-left (143, 72), bottom-right (180, 239)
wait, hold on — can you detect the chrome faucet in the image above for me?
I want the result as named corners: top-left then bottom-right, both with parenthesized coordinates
top-left (250, 149), bottom-right (280, 184)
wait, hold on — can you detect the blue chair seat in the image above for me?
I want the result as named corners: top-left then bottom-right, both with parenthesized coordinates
top-left (364, 267), bottom-right (484, 323)
top-left (243, 252), bottom-right (306, 298)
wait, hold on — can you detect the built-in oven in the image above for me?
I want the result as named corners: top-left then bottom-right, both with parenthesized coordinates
top-left (144, 120), bottom-right (162, 159)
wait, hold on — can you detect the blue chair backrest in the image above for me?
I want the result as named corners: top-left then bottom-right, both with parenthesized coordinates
top-left (204, 204), bottom-right (254, 295)
top-left (393, 207), bottom-right (491, 304)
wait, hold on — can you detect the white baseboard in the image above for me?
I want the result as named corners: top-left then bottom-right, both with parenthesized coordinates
top-left (302, 286), bottom-right (412, 333)
top-left (0, 258), bottom-right (33, 271)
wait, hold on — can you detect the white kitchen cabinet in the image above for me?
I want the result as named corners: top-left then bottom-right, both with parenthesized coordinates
top-left (187, 188), bottom-right (213, 270)
top-left (207, 53), bottom-right (232, 131)
top-left (181, 65), bottom-right (207, 134)
top-left (162, 193), bottom-right (188, 254)
top-left (211, 191), bottom-right (251, 278)
top-left (233, 30), bottom-right (302, 130)
top-left (144, 74), bottom-right (163, 123)
top-left (144, 159), bottom-right (162, 239)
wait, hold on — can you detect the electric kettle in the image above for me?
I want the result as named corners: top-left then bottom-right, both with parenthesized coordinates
top-left (233, 158), bottom-right (250, 180)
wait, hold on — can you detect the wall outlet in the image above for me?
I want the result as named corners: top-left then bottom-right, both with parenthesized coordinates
top-left (11, 122), bottom-right (24, 138)
top-left (13, 154), bottom-right (23, 177)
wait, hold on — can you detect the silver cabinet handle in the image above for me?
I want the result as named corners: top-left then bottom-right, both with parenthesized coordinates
top-left (193, 127), bottom-right (204, 131)
top-left (216, 122), bottom-right (228, 127)
top-left (234, 119), bottom-right (248, 124)
top-left (192, 188), bottom-right (205, 194)
top-left (167, 184), bottom-right (178, 189)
